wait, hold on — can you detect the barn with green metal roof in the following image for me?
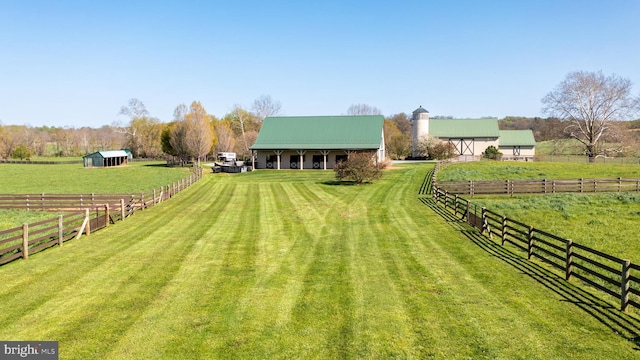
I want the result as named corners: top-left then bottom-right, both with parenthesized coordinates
top-left (411, 106), bottom-right (535, 160)
top-left (251, 115), bottom-right (385, 170)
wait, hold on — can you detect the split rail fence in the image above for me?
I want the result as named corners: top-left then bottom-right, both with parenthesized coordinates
top-left (429, 165), bottom-right (640, 312)
top-left (0, 167), bottom-right (202, 265)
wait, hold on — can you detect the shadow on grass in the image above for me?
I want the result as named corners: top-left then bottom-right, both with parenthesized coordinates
top-left (321, 180), bottom-right (359, 186)
top-left (419, 196), bottom-right (640, 350)
top-left (142, 163), bottom-right (172, 168)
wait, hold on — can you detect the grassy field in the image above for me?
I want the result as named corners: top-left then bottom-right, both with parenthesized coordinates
top-left (0, 161), bottom-right (191, 194)
top-left (437, 160), bottom-right (640, 260)
top-left (437, 159), bottom-right (640, 182)
top-left (473, 192), bottom-right (640, 260)
top-left (1, 164), bottom-right (639, 358)
top-left (0, 161), bottom-right (192, 228)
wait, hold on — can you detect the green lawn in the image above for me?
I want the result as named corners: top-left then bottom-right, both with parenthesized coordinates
top-left (0, 161), bottom-right (193, 229)
top-left (1, 164), bottom-right (639, 358)
top-left (437, 160), bottom-right (640, 182)
top-left (437, 161), bottom-right (640, 260)
top-left (0, 161), bottom-right (191, 194)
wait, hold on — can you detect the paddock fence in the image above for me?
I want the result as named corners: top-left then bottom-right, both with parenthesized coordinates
top-left (0, 167), bottom-right (203, 265)
top-left (435, 178), bottom-right (640, 196)
top-left (0, 159), bottom-right (82, 165)
top-left (430, 172), bottom-right (640, 313)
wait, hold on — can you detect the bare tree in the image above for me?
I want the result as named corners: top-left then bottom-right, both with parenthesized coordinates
top-left (118, 98), bottom-right (149, 119)
top-left (117, 98), bottom-right (152, 157)
top-left (170, 104), bottom-right (190, 165)
top-left (184, 101), bottom-right (214, 166)
top-left (346, 103), bottom-right (382, 116)
top-left (229, 105), bottom-right (260, 159)
top-left (214, 120), bottom-right (235, 154)
top-left (251, 95), bottom-right (282, 121)
top-left (542, 71), bottom-right (640, 161)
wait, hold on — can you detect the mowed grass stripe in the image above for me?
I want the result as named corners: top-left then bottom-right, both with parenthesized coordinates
top-left (1, 165), bottom-right (640, 359)
top-left (0, 178), bottom-right (237, 358)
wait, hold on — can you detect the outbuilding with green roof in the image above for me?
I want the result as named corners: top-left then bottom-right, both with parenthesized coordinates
top-left (411, 105), bottom-right (536, 160)
top-left (251, 115), bottom-right (385, 170)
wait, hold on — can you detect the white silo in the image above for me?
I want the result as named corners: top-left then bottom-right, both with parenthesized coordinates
top-left (411, 105), bottom-right (430, 157)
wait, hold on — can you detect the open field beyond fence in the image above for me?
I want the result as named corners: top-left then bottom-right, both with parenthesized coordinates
top-left (0, 168), bottom-right (202, 265)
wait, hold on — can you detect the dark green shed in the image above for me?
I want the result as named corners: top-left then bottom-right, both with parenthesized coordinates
top-left (83, 150), bottom-right (130, 168)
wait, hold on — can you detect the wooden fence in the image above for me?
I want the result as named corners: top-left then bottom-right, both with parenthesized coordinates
top-left (435, 178), bottom-right (640, 196)
top-left (432, 186), bottom-right (640, 312)
top-left (0, 159), bottom-right (81, 165)
top-left (0, 167), bottom-right (203, 265)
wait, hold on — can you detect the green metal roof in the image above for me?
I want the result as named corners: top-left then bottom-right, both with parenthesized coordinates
top-left (498, 130), bottom-right (536, 147)
top-left (429, 118), bottom-right (500, 138)
top-left (251, 115), bottom-right (384, 150)
top-left (83, 150), bottom-right (129, 158)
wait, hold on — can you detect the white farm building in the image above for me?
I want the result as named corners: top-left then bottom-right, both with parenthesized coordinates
top-left (411, 106), bottom-right (536, 160)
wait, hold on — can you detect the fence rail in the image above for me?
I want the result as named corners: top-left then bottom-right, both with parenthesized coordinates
top-left (0, 159), bottom-right (82, 165)
top-left (432, 177), bottom-right (640, 313)
top-left (436, 177), bottom-right (640, 196)
top-left (0, 167), bottom-right (202, 265)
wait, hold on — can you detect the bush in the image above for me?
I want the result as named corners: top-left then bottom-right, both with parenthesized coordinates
top-left (334, 152), bottom-right (383, 184)
top-left (483, 145), bottom-right (502, 160)
top-left (12, 144), bottom-right (32, 160)
top-left (428, 142), bottom-right (458, 160)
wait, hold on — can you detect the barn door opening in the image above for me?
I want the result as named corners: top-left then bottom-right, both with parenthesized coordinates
top-left (312, 155), bottom-right (323, 169)
top-left (450, 139), bottom-right (474, 155)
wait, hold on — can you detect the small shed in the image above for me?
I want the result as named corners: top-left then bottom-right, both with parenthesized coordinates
top-left (498, 130), bottom-right (536, 160)
top-left (83, 150), bottom-right (130, 168)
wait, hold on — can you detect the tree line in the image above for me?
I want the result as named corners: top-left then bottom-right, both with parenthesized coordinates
top-left (0, 95), bottom-right (282, 163)
top-left (2, 71), bottom-right (639, 162)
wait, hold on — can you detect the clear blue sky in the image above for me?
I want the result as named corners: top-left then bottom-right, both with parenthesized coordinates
top-left (1, 0), bottom-right (639, 128)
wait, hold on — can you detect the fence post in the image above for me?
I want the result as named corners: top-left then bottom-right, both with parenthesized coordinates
top-left (501, 217), bottom-right (507, 246)
top-left (552, 180), bottom-right (556, 193)
top-left (481, 207), bottom-right (489, 238)
top-left (621, 260), bottom-right (631, 312)
top-left (466, 201), bottom-right (470, 222)
top-left (566, 239), bottom-right (573, 280)
top-left (544, 179), bottom-right (547, 194)
top-left (470, 180), bottom-right (474, 196)
top-left (580, 178), bottom-right (584, 193)
top-left (85, 208), bottom-right (91, 236)
top-left (527, 225), bottom-right (534, 260)
top-left (58, 215), bottom-right (63, 246)
top-left (618, 177), bottom-right (622, 192)
top-left (153, 189), bottom-right (157, 205)
top-left (120, 199), bottom-right (125, 221)
top-left (22, 223), bottom-right (29, 260)
top-left (444, 191), bottom-right (448, 209)
top-left (41, 192), bottom-right (45, 211)
top-left (454, 195), bottom-right (459, 216)
top-left (105, 204), bottom-right (110, 228)
top-left (26, 194), bottom-right (29, 211)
